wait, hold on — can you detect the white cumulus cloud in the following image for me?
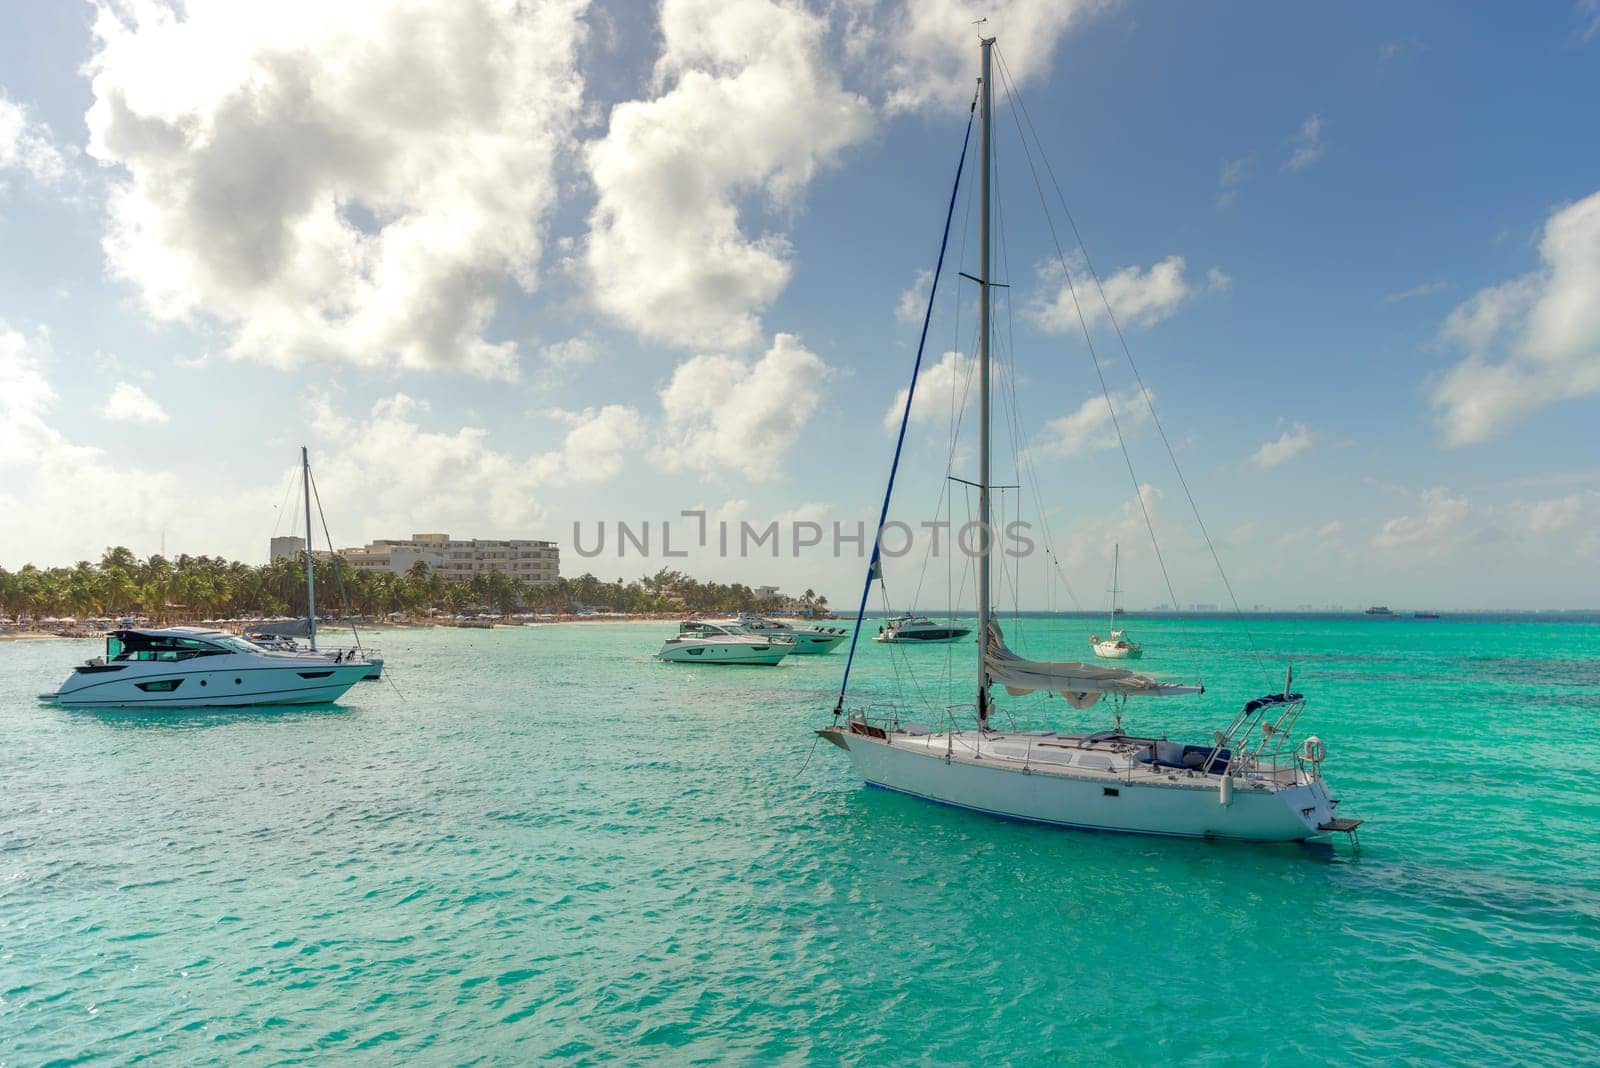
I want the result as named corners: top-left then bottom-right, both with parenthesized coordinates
top-left (852, 0), bottom-right (1115, 114)
top-left (0, 324), bottom-right (192, 563)
top-left (1284, 113), bottom-right (1326, 172)
top-left (1432, 189), bottom-right (1600, 445)
top-left (532, 404), bottom-right (648, 485)
top-left (100, 381), bottom-right (169, 424)
top-left (883, 349), bottom-right (973, 429)
top-left (532, 335), bottom-right (601, 390)
top-left (1251, 423), bottom-right (1314, 468)
top-left (309, 392), bottom-right (549, 533)
top-left (584, 0), bottom-right (872, 350)
top-left (658, 333), bottom-right (830, 479)
top-left (0, 89), bottom-right (71, 185)
top-left (895, 268), bottom-right (934, 325)
top-left (1034, 387), bottom-right (1151, 457)
top-left (84, 0), bottom-right (589, 379)
top-left (1028, 254), bottom-right (1226, 334)
top-left (1373, 487), bottom-right (1469, 550)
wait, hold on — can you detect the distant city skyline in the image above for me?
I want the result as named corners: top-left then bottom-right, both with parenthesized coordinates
top-left (2, 1), bottom-right (1598, 610)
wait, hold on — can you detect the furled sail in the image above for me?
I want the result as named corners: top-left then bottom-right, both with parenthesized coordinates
top-left (246, 617), bottom-right (313, 638)
top-left (984, 625), bottom-right (1201, 709)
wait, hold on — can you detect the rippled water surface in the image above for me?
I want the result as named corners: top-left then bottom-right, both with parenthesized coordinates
top-left (3, 616), bottom-right (1598, 1064)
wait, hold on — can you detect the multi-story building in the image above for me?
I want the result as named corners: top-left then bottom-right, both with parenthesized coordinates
top-left (312, 533), bottom-right (560, 586)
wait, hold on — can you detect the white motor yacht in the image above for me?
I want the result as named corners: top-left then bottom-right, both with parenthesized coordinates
top-left (659, 620), bottom-right (793, 665)
top-left (39, 626), bottom-right (370, 708)
top-left (728, 613), bottom-right (847, 654)
top-left (873, 614), bottom-right (971, 644)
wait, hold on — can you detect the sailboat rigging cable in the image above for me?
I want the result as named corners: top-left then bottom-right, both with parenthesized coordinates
top-left (833, 94), bottom-right (977, 716)
top-left (306, 465), bottom-right (365, 656)
top-left (993, 45), bottom-right (1268, 683)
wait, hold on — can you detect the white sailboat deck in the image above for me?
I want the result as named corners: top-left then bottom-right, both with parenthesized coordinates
top-left (850, 723), bottom-right (1309, 793)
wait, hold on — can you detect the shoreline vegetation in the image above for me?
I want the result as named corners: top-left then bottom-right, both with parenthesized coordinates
top-left (0, 548), bottom-right (833, 639)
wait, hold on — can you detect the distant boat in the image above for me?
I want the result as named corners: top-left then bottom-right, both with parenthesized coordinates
top-left (1413, 611), bottom-right (1441, 620)
top-left (1091, 544), bottom-right (1142, 659)
top-left (726, 613), bottom-right (847, 654)
top-left (1364, 606), bottom-right (1393, 616)
top-left (873, 614), bottom-right (971, 644)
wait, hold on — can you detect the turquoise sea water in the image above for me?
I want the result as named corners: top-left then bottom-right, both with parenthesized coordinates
top-left (3, 615), bottom-right (1598, 1064)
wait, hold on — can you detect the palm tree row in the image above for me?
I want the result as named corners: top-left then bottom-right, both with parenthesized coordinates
top-left (0, 551), bottom-right (827, 622)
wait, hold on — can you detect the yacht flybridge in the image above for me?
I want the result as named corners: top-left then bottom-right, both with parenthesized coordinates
top-left (728, 613), bottom-right (847, 654)
top-left (40, 626), bottom-right (369, 708)
top-left (818, 37), bottom-right (1359, 845)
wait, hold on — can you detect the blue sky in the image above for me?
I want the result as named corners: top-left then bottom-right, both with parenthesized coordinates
top-left (1, 0), bottom-right (1597, 610)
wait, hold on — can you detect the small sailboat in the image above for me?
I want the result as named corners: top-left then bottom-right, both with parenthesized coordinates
top-left (816, 35), bottom-right (1358, 844)
top-left (1090, 544), bottom-right (1142, 659)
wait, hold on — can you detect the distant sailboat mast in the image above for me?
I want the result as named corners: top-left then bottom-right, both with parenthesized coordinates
top-left (302, 445), bottom-right (317, 652)
top-left (1109, 543), bottom-right (1121, 630)
top-left (976, 34), bottom-right (995, 728)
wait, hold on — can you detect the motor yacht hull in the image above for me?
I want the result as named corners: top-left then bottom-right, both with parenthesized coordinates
top-left (42, 655), bottom-right (371, 709)
top-left (874, 629), bottom-right (971, 644)
top-left (825, 729), bottom-right (1334, 842)
top-left (658, 641), bottom-right (789, 665)
top-left (783, 631), bottom-right (846, 654)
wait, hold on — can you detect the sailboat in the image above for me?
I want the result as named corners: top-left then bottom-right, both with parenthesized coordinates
top-left (817, 36), bottom-right (1359, 844)
top-left (245, 448), bottom-right (383, 680)
top-left (1090, 544), bottom-right (1141, 659)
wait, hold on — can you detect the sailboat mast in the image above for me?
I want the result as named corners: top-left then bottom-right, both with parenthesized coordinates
top-left (1110, 543), bottom-right (1119, 630)
top-left (302, 445), bottom-right (317, 652)
top-left (976, 35), bottom-right (994, 722)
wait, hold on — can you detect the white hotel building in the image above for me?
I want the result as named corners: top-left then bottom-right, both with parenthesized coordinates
top-left (271, 533), bottom-right (559, 585)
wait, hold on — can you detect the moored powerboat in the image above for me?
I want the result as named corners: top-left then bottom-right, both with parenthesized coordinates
top-left (727, 613), bottom-right (847, 654)
top-left (39, 626), bottom-right (370, 708)
top-left (873, 615), bottom-right (971, 644)
top-left (659, 620), bottom-right (793, 665)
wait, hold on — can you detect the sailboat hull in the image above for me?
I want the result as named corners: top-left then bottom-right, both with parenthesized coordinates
top-left (830, 730), bottom-right (1333, 842)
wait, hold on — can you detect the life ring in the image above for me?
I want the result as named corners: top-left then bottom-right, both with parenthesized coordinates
top-left (1302, 736), bottom-right (1325, 764)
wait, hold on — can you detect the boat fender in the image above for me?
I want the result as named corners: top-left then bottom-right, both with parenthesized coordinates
top-left (1302, 736), bottom-right (1325, 765)
top-left (1219, 774), bottom-right (1234, 807)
